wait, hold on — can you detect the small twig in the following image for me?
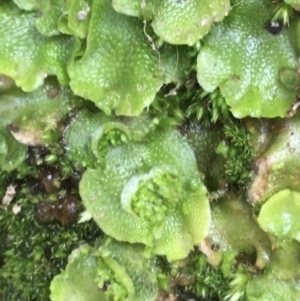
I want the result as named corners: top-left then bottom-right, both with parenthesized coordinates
top-left (1, 184), bottom-right (17, 209)
top-left (288, 100), bottom-right (300, 116)
top-left (143, 20), bottom-right (161, 69)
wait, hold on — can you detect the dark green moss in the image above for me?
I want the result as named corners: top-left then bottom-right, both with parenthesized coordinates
top-left (218, 120), bottom-right (255, 187)
top-left (0, 146), bottom-right (102, 301)
top-left (171, 251), bottom-right (229, 301)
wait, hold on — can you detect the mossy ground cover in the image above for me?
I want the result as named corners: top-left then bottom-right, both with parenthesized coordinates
top-left (1, 1), bottom-right (300, 301)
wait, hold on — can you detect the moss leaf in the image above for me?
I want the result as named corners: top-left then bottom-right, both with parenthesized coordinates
top-left (68, 0), bottom-right (187, 116)
top-left (197, 0), bottom-right (300, 118)
top-left (204, 194), bottom-right (271, 269)
top-left (13, 0), bottom-right (37, 10)
top-left (258, 189), bottom-right (300, 241)
top-left (285, 0), bottom-right (300, 10)
top-left (63, 110), bottom-right (157, 169)
top-left (0, 81), bottom-right (78, 146)
top-left (97, 239), bottom-right (159, 301)
top-left (50, 246), bottom-right (105, 301)
top-left (79, 129), bottom-right (210, 261)
top-left (0, 131), bottom-right (27, 172)
top-left (59, 0), bottom-right (92, 39)
top-left (112, 0), bottom-right (230, 46)
top-left (246, 272), bottom-right (300, 301)
top-left (0, 2), bottom-right (73, 91)
top-left (270, 240), bottom-right (300, 280)
top-left (35, 0), bottom-right (64, 36)
top-left (247, 115), bottom-right (300, 203)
